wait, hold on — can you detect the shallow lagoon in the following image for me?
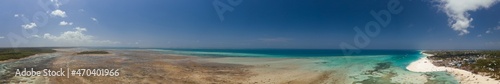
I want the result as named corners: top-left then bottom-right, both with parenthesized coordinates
top-left (156, 49), bottom-right (459, 84)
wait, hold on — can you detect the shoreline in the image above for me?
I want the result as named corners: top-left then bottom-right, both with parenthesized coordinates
top-left (406, 51), bottom-right (447, 72)
top-left (407, 51), bottom-right (500, 84)
top-left (3, 48), bottom-right (492, 83)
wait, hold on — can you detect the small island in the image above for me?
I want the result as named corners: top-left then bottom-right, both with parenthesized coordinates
top-left (76, 51), bottom-right (110, 55)
top-left (0, 48), bottom-right (56, 61)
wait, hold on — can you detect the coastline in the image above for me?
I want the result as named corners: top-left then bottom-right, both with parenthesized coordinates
top-left (407, 51), bottom-right (500, 84)
top-left (1, 48), bottom-right (485, 83)
top-left (406, 52), bottom-right (447, 72)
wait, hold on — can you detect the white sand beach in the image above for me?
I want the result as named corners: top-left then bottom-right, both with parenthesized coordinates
top-left (407, 51), bottom-right (500, 84)
top-left (406, 53), bottom-right (446, 72)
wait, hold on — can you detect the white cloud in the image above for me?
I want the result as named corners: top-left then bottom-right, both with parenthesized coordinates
top-left (495, 26), bottom-right (500, 30)
top-left (75, 27), bottom-right (87, 31)
top-left (59, 21), bottom-right (73, 26)
top-left (31, 35), bottom-right (41, 38)
top-left (0, 36), bottom-right (4, 39)
top-left (14, 14), bottom-right (25, 17)
top-left (43, 28), bottom-right (92, 43)
top-left (51, 9), bottom-right (67, 18)
top-left (477, 34), bottom-right (482, 37)
top-left (486, 30), bottom-right (491, 33)
top-left (43, 27), bottom-right (120, 45)
top-left (436, 0), bottom-right (499, 35)
top-left (21, 22), bottom-right (37, 29)
top-left (91, 17), bottom-right (98, 22)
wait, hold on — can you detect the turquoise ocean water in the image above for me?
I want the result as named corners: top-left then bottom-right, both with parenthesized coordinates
top-left (153, 49), bottom-right (459, 83)
top-left (156, 49), bottom-right (420, 68)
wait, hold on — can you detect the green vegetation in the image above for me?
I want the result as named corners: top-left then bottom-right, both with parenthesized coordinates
top-left (0, 48), bottom-right (56, 61)
top-left (76, 51), bottom-right (110, 55)
top-left (472, 59), bottom-right (500, 79)
top-left (425, 50), bottom-right (500, 80)
top-left (482, 51), bottom-right (500, 58)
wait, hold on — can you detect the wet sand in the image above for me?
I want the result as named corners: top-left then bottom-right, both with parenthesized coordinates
top-left (0, 49), bottom-right (342, 84)
top-left (202, 57), bottom-right (344, 84)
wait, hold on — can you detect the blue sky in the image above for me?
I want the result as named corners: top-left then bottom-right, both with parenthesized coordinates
top-left (0, 0), bottom-right (499, 49)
